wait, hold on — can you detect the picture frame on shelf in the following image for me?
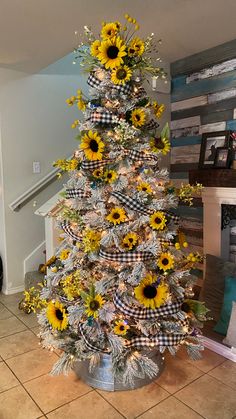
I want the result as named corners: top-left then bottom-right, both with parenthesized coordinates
top-left (214, 147), bottom-right (231, 168)
top-left (198, 130), bottom-right (232, 169)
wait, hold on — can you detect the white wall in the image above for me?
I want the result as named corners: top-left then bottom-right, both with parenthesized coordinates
top-left (0, 64), bottom-right (87, 293)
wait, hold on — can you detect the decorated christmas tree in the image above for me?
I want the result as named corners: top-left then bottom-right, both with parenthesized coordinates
top-left (24, 15), bottom-right (208, 389)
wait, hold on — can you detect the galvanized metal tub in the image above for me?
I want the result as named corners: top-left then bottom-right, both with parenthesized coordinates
top-left (74, 351), bottom-right (165, 391)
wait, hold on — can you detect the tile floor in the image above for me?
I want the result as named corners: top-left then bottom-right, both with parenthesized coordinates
top-left (0, 292), bottom-right (236, 419)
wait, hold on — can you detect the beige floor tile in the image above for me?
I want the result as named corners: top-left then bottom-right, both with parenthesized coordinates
top-left (138, 395), bottom-right (202, 419)
top-left (0, 316), bottom-right (27, 338)
top-left (0, 292), bottom-right (23, 305)
top-left (0, 385), bottom-right (42, 419)
top-left (24, 371), bottom-right (92, 413)
top-left (98, 382), bottom-right (169, 419)
top-left (0, 303), bottom-right (13, 320)
top-left (31, 325), bottom-right (40, 335)
top-left (0, 362), bottom-right (19, 393)
top-left (46, 390), bottom-right (123, 419)
top-left (209, 360), bottom-right (236, 390)
top-left (6, 348), bottom-right (58, 383)
top-left (0, 330), bottom-right (39, 360)
top-left (156, 354), bottom-right (203, 394)
top-left (177, 346), bottom-right (226, 372)
top-left (15, 312), bottom-right (39, 328)
top-left (175, 374), bottom-right (236, 419)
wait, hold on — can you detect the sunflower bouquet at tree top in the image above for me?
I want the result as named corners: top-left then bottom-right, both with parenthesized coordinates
top-left (35, 14), bottom-right (208, 386)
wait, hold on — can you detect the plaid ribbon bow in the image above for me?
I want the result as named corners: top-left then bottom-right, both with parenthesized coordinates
top-left (89, 110), bottom-right (115, 125)
top-left (125, 149), bottom-right (159, 164)
top-left (113, 292), bottom-right (184, 320)
top-left (111, 192), bottom-right (152, 215)
top-left (65, 188), bottom-right (91, 199)
top-left (144, 119), bottom-right (159, 130)
top-left (99, 249), bottom-right (154, 262)
top-left (87, 73), bottom-right (132, 96)
top-left (81, 159), bottom-right (113, 170)
top-left (79, 323), bottom-right (107, 353)
top-left (125, 333), bottom-right (186, 349)
top-left (60, 220), bottom-right (81, 242)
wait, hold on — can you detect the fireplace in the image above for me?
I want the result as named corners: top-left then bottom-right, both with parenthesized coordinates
top-left (202, 187), bottom-right (236, 361)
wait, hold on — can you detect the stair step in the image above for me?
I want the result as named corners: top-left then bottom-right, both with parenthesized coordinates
top-left (24, 271), bottom-right (44, 289)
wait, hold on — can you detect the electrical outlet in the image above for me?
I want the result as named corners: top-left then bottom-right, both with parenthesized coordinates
top-left (33, 161), bottom-right (41, 174)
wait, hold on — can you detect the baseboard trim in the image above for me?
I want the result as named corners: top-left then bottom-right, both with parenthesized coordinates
top-left (202, 335), bottom-right (236, 362)
top-left (1, 284), bottom-right (24, 295)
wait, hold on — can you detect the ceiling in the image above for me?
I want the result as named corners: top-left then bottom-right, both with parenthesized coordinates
top-left (1, 0), bottom-right (236, 73)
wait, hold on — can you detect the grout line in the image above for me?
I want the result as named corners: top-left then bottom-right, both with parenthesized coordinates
top-left (94, 389), bottom-right (127, 418)
top-left (172, 395), bottom-right (206, 418)
top-left (170, 372), bottom-right (206, 396)
top-left (135, 394), bottom-right (172, 418)
top-left (1, 358), bottom-right (45, 417)
top-left (206, 370), bottom-right (236, 392)
top-left (41, 388), bottom-right (94, 416)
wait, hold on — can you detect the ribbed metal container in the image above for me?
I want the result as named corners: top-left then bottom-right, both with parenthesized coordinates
top-left (74, 351), bottom-right (165, 391)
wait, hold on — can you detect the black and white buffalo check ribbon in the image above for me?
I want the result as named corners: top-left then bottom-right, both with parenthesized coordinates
top-left (99, 249), bottom-right (154, 262)
top-left (81, 159), bottom-right (113, 170)
top-left (79, 323), bottom-right (107, 353)
top-left (125, 333), bottom-right (185, 349)
top-left (111, 192), bottom-right (152, 215)
top-left (114, 292), bottom-right (184, 320)
top-left (125, 149), bottom-right (159, 163)
top-left (144, 119), bottom-right (159, 131)
top-left (87, 73), bottom-right (132, 96)
top-left (65, 188), bottom-right (91, 199)
top-left (89, 110), bottom-right (115, 124)
top-left (60, 220), bottom-right (81, 242)
top-left (166, 212), bottom-right (180, 224)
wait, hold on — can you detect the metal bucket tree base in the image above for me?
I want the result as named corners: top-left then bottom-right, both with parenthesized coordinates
top-left (74, 351), bottom-right (165, 391)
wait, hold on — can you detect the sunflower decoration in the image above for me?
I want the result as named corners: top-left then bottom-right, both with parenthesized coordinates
top-left (149, 211), bottom-right (167, 231)
top-left (137, 182), bottom-right (153, 195)
top-left (101, 22), bottom-right (119, 40)
top-left (152, 101), bottom-right (165, 118)
top-left (134, 273), bottom-right (169, 309)
top-left (150, 136), bottom-right (170, 155)
top-left (128, 37), bottom-right (145, 56)
top-left (84, 293), bottom-right (104, 318)
top-left (80, 130), bottom-right (105, 161)
top-left (106, 207), bottom-right (127, 225)
top-left (104, 169), bottom-right (117, 184)
top-left (113, 319), bottom-right (130, 336)
top-left (131, 108), bottom-right (146, 127)
top-left (157, 252), bottom-right (174, 272)
top-left (122, 232), bottom-right (138, 250)
top-left (90, 40), bottom-right (101, 57)
top-left (111, 65), bottom-right (132, 85)
top-left (92, 168), bottom-right (104, 179)
top-left (97, 37), bottom-right (127, 69)
top-left (46, 301), bottom-right (68, 331)
top-left (82, 229), bottom-right (101, 253)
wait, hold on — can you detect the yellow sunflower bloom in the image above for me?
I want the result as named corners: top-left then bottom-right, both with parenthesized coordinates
top-left (85, 294), bottom-right (104, 318)
top-left (131, 108), bottom-right (146, 127)
top-left (97, 37), bottom-right (127, 69)
top-left (113, 320), bottom-right (130, 336)
top-left (59, 249), bottom-right (70, 260)
top-left (150, 136), bottom-right (171, 155)
top-left (46, 301), bottom-right (68, 331)
top-left (92, 168), bottom-right (104, 179)
top-left (122, 232), bottom-right (138, 250)
top-left (82, 229), bottom-right (101, 253)
top-left (90, 40), bottom-right (101, 57)
top-left (149, 211), bottom-right (167, 231)
top-left (152, 101), bottom-right (165, 118)
top-left (157, 252), bottom-right (174, 271)
top-left (104, 169), bottom-right (117, 183)
top-left (101, 22), bottom-right (119, 39)
top-left (128, 37), bottom-right (145, 56)
top-left (137, 182), bottom-right (153, 194)
top-left (111, 65), bottom-right (132, 85)
top-left (106, 207), bottom-right (127, 225)
top-left (80, 130), bottom-right (105, 161)
top-left (134, 273), bottom-right (169, 309)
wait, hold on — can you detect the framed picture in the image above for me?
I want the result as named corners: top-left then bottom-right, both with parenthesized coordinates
top-left (198, 130), bottom-right (232, 169)
top-left (214, 147), bottom-right (230, 168)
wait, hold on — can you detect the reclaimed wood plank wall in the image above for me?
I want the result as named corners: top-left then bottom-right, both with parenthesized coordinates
top-left (170, 39), bottom-right (236, 274)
